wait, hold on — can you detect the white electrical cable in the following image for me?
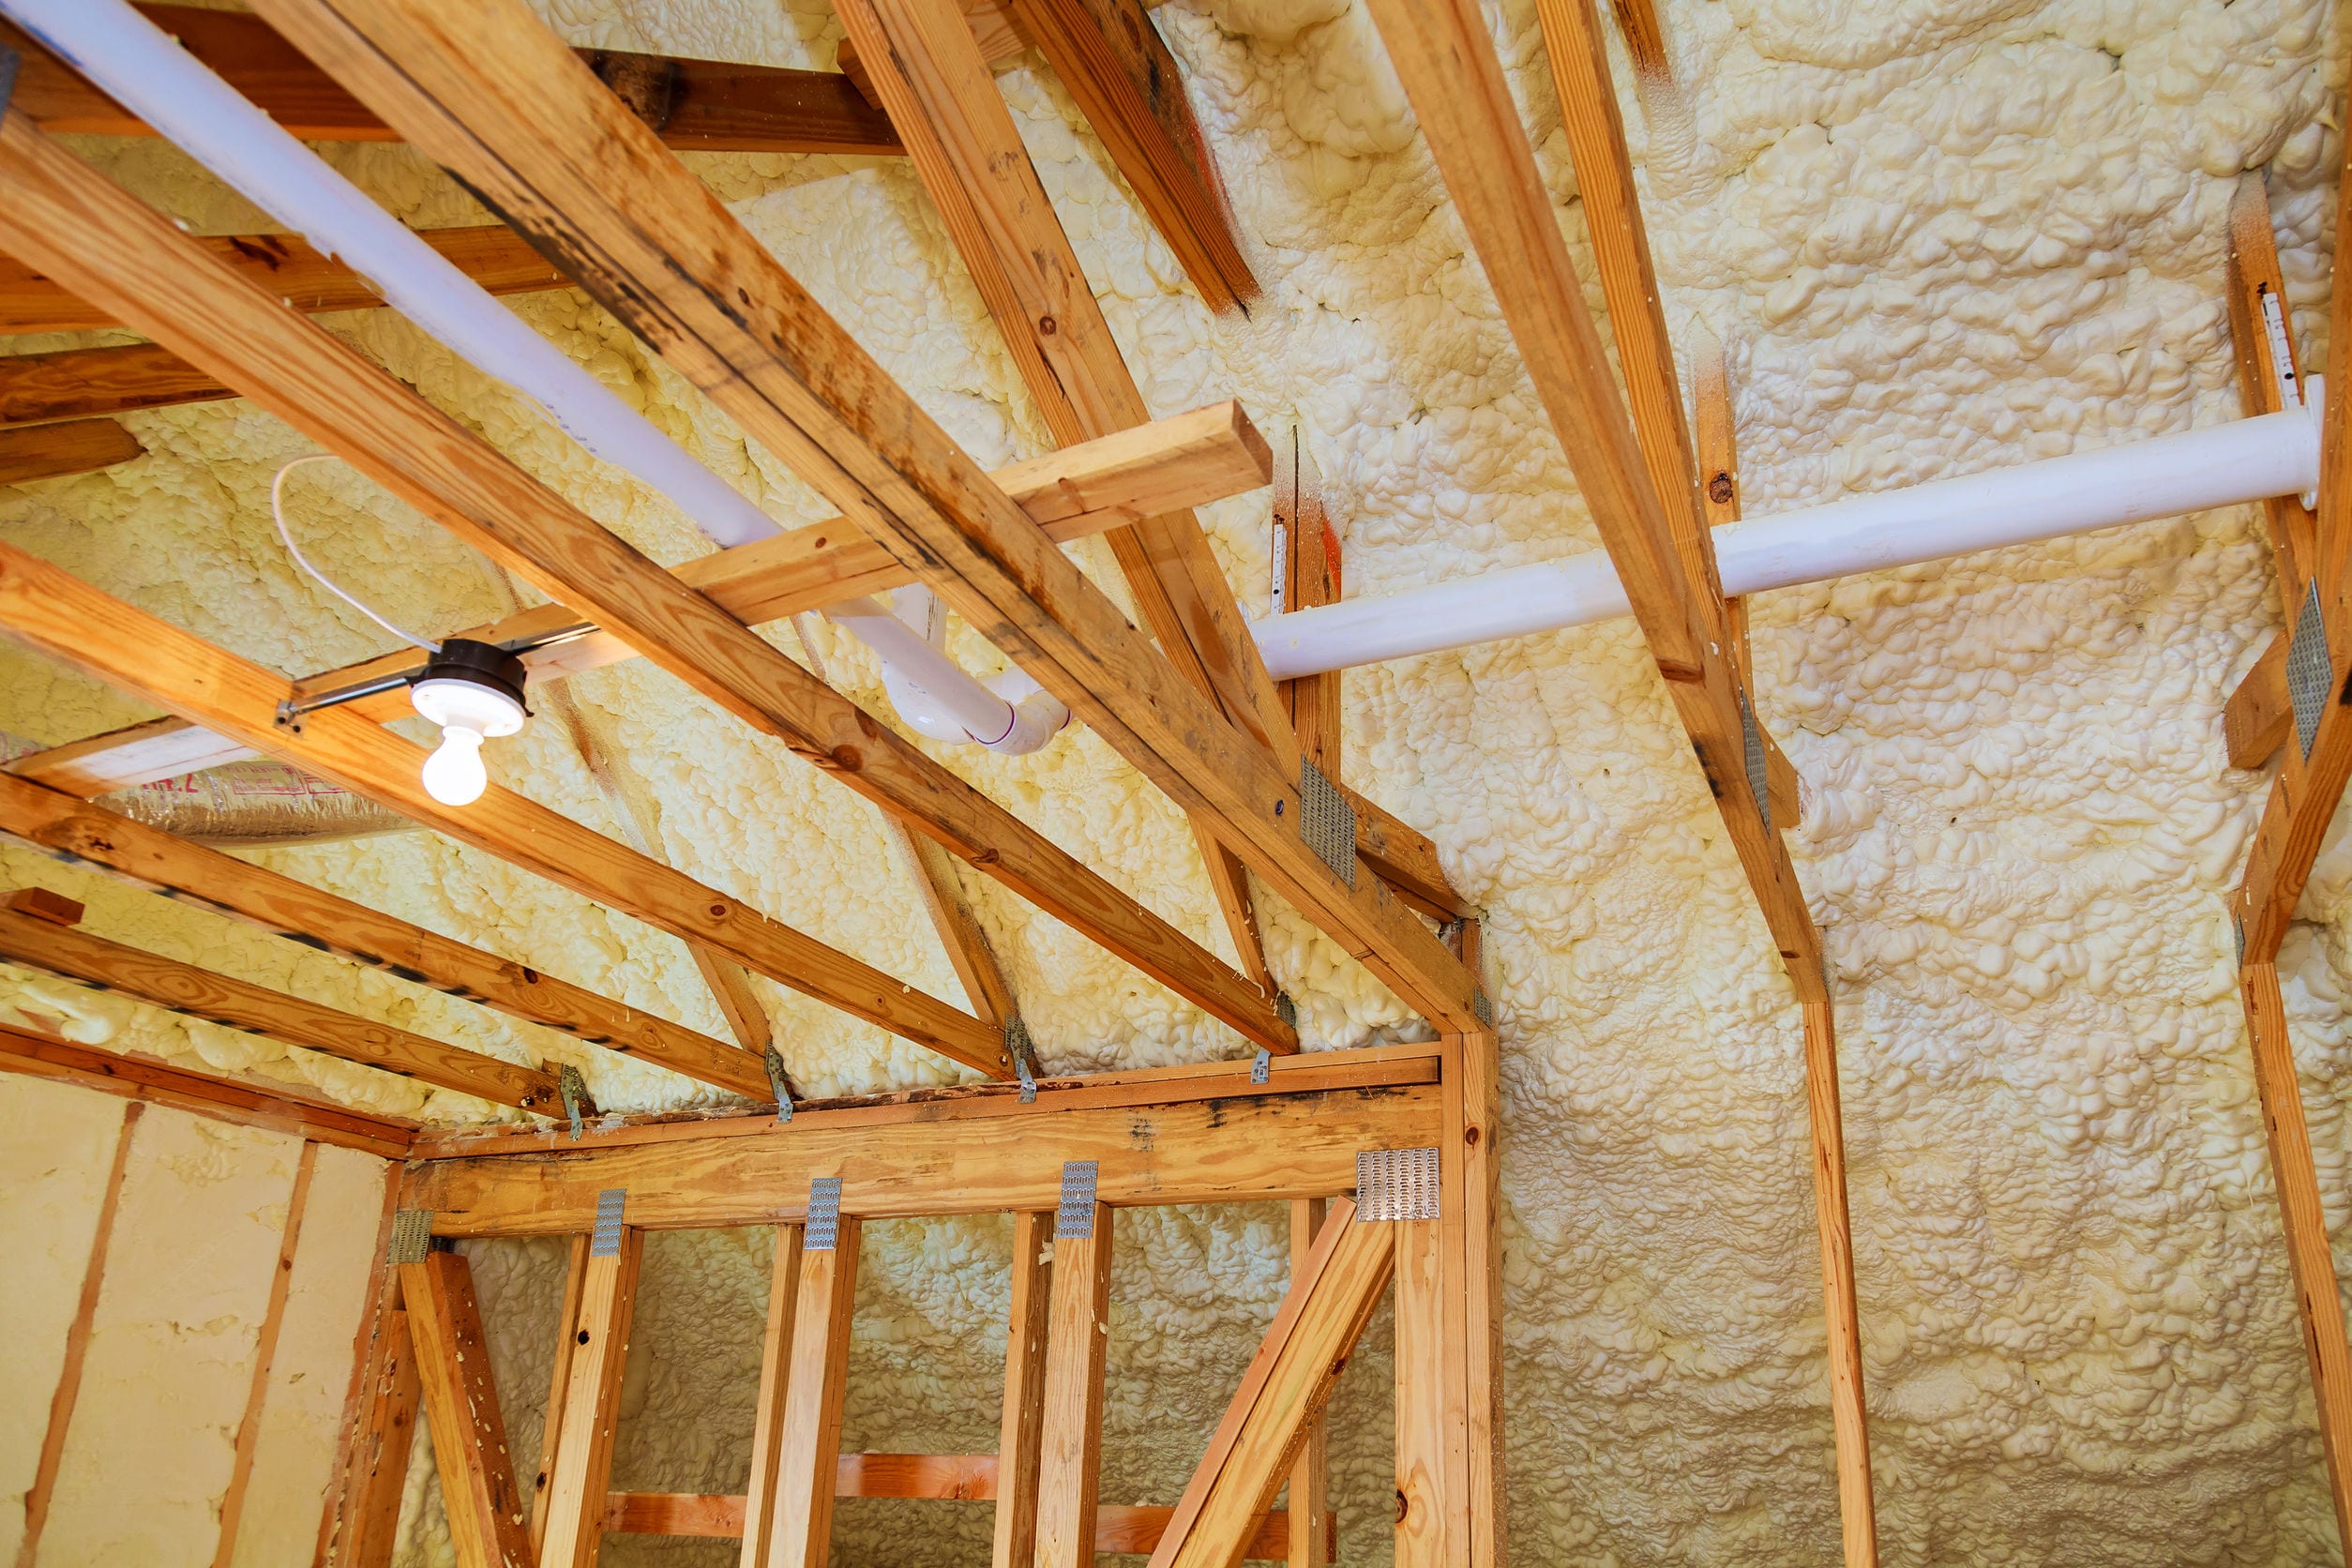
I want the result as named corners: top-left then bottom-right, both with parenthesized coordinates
top-left (270, 456), bottom-right (443, 652)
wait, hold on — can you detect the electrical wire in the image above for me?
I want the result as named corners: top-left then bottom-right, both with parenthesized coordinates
top-left (269, 456), bottom-right (442, 653)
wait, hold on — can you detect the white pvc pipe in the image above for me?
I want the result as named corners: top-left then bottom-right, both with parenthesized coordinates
top-left (9, 0), bottom-right (1057, 749)
top-left (1254, 400), bottom-right (2325, 680)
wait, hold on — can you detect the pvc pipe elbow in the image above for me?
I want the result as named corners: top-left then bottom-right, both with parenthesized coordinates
top-left (975, 667), bottom-right (1070, 756)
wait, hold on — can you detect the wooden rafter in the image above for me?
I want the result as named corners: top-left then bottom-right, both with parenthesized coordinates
top-left (0, 116), bottom-right (1292, 1057)
top-left (833, 0), bottom-right (1289, 999)
top-left (1148, 1197), bottom-right (1393, 1568)
top-left (244, 0), bottom-right (1477, 1033)
top-left (0, 340), bottom-right (232, 427)
top-left (0, 222), bottom-right (565, 335)
top-left (0, 420), bottom-right (143, 485)
top-left (9, 399), bottom-right (1271, 794)
top-left (0, 1018), bottom-right (416, 1154)
top-left (0, 770), bottom-right (768, 1097)
top-left (0, 538), bottom-right (1010, 1076)
top-left (2, 4), bottom-right (898, 153)
top-left (999, 0), bottom-right (1258, 313)
top-left (2217, 170), bottom-right (2352, 1547)
top-left (402, 1249), bottom-right (535, 1568)
top-left (0, 898), bottom-right (564, 1109)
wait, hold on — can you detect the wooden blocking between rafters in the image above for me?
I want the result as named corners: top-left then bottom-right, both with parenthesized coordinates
top-left (993, 1209), bottom-right (1055, 1568)
top-left (1035, 1178), bottom-right (1114, 1568)
top-left (736, 1225), bottom-right (806, 1568)
top-left (403, 1248), bottom-right (535, 1568)
top-left (537, 1202), bottom-right (645, 1568)
top-left (0, 900), bottom-right (564, 1110)
top-left (1148, 1197), bottom-right (1394, 1568)
top-left (0, 419), bottom-right (143, 484)
top-left (0, 340), bottom-right (235, 429)
top-left (759, 1194), bottom-right (862, 1568)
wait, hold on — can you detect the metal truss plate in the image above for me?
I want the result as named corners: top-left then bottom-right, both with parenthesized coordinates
top-left (1739, 688), bottom-right (1771, 834)
top-left (1057, 1160), bottom-right (1099, 1238)
top-left (2289, 579), bottom-right (2332, 761)
top-left (1298, 758), bottom-right (1356, 888)
top-left (387, 1207), bottom-right (434, 1265)
top-left (1472, 988), bottom-right (1494, 1030)
top-left (1356, 1147), bottom-right (1440, 1222)
top-left (805, 1176), bottom-right (843, 1251)
top-left (590, 1188), bottom-right (626, 1258)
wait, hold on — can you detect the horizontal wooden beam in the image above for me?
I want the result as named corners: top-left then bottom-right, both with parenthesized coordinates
top-left (249, 0), bottom-right (1477, 1033)
top-left (0, 222), bottom-right (567, 336)
top-left (0, 901), bottom-right (562, 1109)
top-left (604, 1479), bottom-right (1308, 1560)
top-left (9, 399), bottom-right (1270, 793)
top-left (0, 1016), bottom-right (415, 1154)
top-left (0, 340), bottom-right (234, 428)
top-left (0, 769), bottom-right (769, 1097)
top-left (2, 4), bottom-right (899, 153)
top-left (0, 419), bottom-right (143, 484)
top-left (402, 1069), bottom-right (1439, 1233)
top-left (0, 117), bottom-right (1291, 1057)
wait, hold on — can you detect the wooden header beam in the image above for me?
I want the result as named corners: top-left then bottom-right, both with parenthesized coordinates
top-left (0, 900), bottom-right (562, 1109)
top-left (0, 113), bottom-right (1289, 1059)
top-left (0, 769), bottom-right (768, 1097)
top-left (401, 1061), bottom-right (1438, 1233)
top-left (3, 4), bottom-right (898, 153)
top-left (244, 0), bottom-right (1477, 1033)
top-left (10, 399), bottom-right (1270, 795)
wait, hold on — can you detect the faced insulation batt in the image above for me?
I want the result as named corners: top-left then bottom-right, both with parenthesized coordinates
top-left (0, 0), bottom-right (2346, 1561)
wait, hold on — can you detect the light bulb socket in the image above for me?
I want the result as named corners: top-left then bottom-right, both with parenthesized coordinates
top-left (412, 638), bottom-right (529, 712)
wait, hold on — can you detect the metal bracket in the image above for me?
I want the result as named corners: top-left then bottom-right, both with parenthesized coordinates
top-left (1251, 1048), bottom-right (1271, 1084)
top-left (1057, 1160), bottom-right (1099, 1238)
top-left (1356, 1147), bottom-right (1441, 1221)
top-left (762, 1047), bottom-right (793, 1123)
top-left (805, 1176), bottom-right (843, 1251)
top-left (1738, 688), bottom-right (1771, 834)
top-left (2234, 914), bottom-right (2247, 969)
top-left (590, 1188), bottom-right (626, 1258)
top-left (1006, 1016), bottom-right (1039, 1104)
top-left (1297, 758), bottom-right (1357, 887)
top-left (557, 1063), bottom-right (589, 1142)
top-left (2288, 579), bottom-right (2332, 761)
top-left (1471, 988), bottom-right (1494, 1030)
top-left (387, 1207), bottom-right (434, 1265)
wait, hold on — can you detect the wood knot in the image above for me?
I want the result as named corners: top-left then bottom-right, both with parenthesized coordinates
top-left (590, 51), bottom-right (682, 133)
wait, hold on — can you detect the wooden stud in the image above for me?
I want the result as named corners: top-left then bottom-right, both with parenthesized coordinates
top-left (993, 1210), bottom-right (1055, 1568)
top-left (536, 1224), bottom-right (645, 1568)
top-left (1392, 1214), bottom-right (1453, 1568)
top-left (1274, 433), bottom-right (1342, 779)
top-left (1148, 1198), bottom-right (1393, 1568)
top-left (837, 0), bottom-right (1035, 98)
top-left (0, 125), bottom-right (1294, 1060)
top-left (402, 1249), bottom-right (534, 1568)
top-left (996, 0), bottom-right (1259, 312)
top-left (212, 1140), bottom-right (322, 1568)
top-left (315, 1166), bottom-right (413, 1568)
top-left (1033, 1199), bottom-right (1113, 1568)
top-left (1, 5), bottom-right (898, 153)
top-left (13, 1099), bottom-right (142, 1568)
top-left (759, 1214), bottom-right (862, 1568)
top-left (1437, 917), bottom-right (1506, 1568)
top-left (1802, 997), bottom-right (1877, 1568)
top-left (1284, 1199), bottom-right (1331, 1568)
top-left (0, 771), bottom-right (768, 1097)
top-left (0, 420), bottom-right (143, 485)
top-left (237, 0), bottom-right (1478, 1033)
top-left (1606, 0), bottom-right (1671, 86)
top-left (528, 1237), bottom-right (593, 1556)
top-left (737, 1225), bottom-right (806, 1568)
top-left (0, 903), bottom-right (563, 1109)
top-left (11, 398), bottom-right (1273, 796)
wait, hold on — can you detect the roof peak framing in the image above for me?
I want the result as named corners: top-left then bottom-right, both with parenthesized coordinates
top-left (238, 0), bottom-right (1478, 1033)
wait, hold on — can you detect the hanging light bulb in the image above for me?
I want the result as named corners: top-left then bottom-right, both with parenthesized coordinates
top-left (408, 639), bottom-right (528, 807)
